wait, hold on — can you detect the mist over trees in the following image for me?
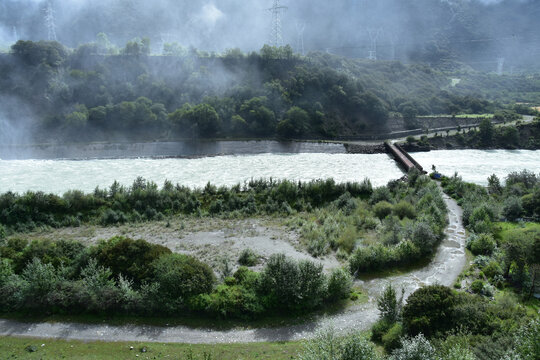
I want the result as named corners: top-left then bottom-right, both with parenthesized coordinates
top-left (1, 0), bottom-right (540, 71)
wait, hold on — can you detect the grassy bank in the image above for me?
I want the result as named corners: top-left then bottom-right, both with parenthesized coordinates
top-left (0, 336), bottom-right (302, 360)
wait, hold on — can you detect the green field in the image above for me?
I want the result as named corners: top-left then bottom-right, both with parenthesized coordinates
top-left (0, 336), bottom-right (302, 360)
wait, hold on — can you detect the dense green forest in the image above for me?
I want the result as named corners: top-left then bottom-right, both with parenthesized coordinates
top-left (2, 40), bottom-right (540, 144)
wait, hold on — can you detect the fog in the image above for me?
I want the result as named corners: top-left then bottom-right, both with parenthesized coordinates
top-left (1, 0), bottom-right (539, 66)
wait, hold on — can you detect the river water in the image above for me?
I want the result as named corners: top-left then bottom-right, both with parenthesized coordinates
top-left (0, 154), bottom-right (401, 194)
top-left (0, 149), bottom-right (538, 194)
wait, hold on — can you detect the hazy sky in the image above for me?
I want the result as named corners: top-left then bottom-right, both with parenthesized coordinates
top-left (1, 0), bottom-right (539, 63)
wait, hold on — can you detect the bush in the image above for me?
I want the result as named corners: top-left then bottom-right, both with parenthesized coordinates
top-left (377, 284), bottom-right (402, 323)
top-left (469, 234), bottom-right (496, 256)
top-left (389, 334), bottom-right (436, 360)
top-left (327, 268), bottom-right (353, 301)
top-left (93, 236), bottom-right (171, 284)
top-left (237, 248), bottom-right (259, 267)
top-left (502, 196), bottom-right (523, 221)
top-left (393, 201), bottom-right (416, 219)
top-left (0, 224), bottom-right (6, 242)
top-left (411, 222), bottom-right (437, 254)
top-left (383, 323), bottom-right (404, 352)
top-left (402, 285), bottom-right (457, 337)
top-left (374, 201), bottom-right (394, 220)
top-left (195, 284), bottom-right (264, 318)
top-left (372, 318), bottom-right (393, 342)
top-left (152, 254), bottom-right (215, 307)
top-left (470, 280), bottom-right (484, 294)
top-left (299, 328), bottom-right (379, 360)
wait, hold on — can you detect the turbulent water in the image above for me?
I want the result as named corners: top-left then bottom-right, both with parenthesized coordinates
top-left (0, 150), bottom-right (538, 194)
top-left (414, 150), bottom-right (540, 185)
top-left (0, 153), bottom-right (401, 194)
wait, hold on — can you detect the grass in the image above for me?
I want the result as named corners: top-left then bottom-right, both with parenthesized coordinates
top-left (0, 336), bottom-right (303, 360)
top-left (493, 221), bottom-right (540, 241)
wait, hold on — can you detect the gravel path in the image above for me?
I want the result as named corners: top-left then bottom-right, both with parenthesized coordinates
top-left (0, 191), bottom-right (466, 344)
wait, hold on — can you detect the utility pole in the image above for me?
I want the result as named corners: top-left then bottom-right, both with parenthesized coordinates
top-left (12, 26), bottom-right (18, 42)
top-left (367, 28), bottom-right (382, 60)
top-left (497, 57), bottom-right (505, 75)
top-left (268, 0), bottom-right (287, 47)
top-left (44, 1), bottom-right (57, 41)
top-left (296, 22), bottom-right (305, 55)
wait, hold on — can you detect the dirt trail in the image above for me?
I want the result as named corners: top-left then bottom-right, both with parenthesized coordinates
top-left (0, 191), bottom-right (467, 344)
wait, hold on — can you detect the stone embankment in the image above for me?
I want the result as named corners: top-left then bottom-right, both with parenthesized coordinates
top-left (344, 143), bottom-right (386, 154)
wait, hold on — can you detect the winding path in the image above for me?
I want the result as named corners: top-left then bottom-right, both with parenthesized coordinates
top-left (0, 190), bottom-right (467, 344)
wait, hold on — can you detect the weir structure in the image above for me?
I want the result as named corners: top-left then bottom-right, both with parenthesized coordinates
top-left (384, 142), bottom-right (425, 173)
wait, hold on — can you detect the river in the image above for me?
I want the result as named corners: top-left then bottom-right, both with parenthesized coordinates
top-left (0, 149), bottom-right (538, 194)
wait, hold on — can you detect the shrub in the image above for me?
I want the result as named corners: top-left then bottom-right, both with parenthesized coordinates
top-left (93, 236), bottom-right (171, 284)
top-left (470, 280), bottom-right (484, 294)
top-left (374, 201), bottom-right (394, 220)
top-left (297, 260), bottom-right (327, 310)
top-left (402, 285), bottom-right (457, 337)
top-left (0, 258), bottom-right (14, 287)
top-left (377, 284), bottom-right (402, 323)
top-left (327, 268), bottom-right (352, 301)
top-left (389, 334), bottom-right (436, 360)
top-left (237, 248), bottom-right (259, 267)
top-left (393, 201), bottom-right (416, 219)
top-left (371, 186), bottom-right (393, 204)
top-left (469, 234), bottom-right (496, 256)
top-left (299, 328), bottom-right (379, 360)
top-left (259, 254), bottom-right (300, 309)
top-left (152, 254), bottom-right (215, 306)
top-left (22, 258), bottom-right (60, 306)
top-left (411, 222), bottom-right (437, 254)
top-left (372, 318), bottom-right (393, 342)
top-left (196, 284), bottom-right (264, 318)
top-left (502, 196), bottom-right (523, 221)
top-left (0, 224), bottom-right (6, 242)
top-left (383, 323), bottom-right (404, 352)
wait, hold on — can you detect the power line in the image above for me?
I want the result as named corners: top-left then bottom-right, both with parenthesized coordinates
top-left (44, 1), bottom-right (57, 41)
top-left (268, 0), bottom-right (287, 47)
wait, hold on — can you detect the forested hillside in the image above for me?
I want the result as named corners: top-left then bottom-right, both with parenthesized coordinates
top-left (2, 40), bottom-right (539, 144)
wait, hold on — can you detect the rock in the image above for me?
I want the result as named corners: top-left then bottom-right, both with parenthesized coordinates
top-left (140, 346), bottom-right (148, 353)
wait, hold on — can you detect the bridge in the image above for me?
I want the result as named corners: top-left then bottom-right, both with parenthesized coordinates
top-left (384, 142), bottom-right (425, 173)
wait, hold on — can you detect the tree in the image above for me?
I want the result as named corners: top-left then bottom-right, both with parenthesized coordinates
top-left (377, 283), bottom-right (403, 323)
top-left (402, 285), bottom-right (457, 337)
top-left (240, 97), bottom-right (276, 136)
top-left (93, 236), bottom-right (171, 285)
top-left (402, 105), bottom-right (419, 130)
top-left (478, 118), bottom-right (494, 146)
top-left (152, 254), bottom-right (215, 305)
top-left (487, 174), bottom-right (502, 195)
top-left (277, 106), bottom-right (310, 138)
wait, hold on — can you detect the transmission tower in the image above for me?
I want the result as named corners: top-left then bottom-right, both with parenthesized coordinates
top-left (367, 28), bottom-right (382, 60)
top-left (497, 57), bottom-right (505, 75)
top-left (296, 22), bottom-right (306, 55)
top-left (12, 26), bottom-right (18, 41)
top-left (44, 1), bottom-right (57, 41)
top-left (268, 0), bottom-right (287, 47)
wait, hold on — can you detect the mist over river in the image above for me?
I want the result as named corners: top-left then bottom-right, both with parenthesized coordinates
top-left (0, 150), bottom-right (538, 195)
